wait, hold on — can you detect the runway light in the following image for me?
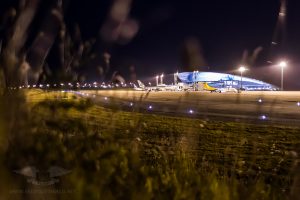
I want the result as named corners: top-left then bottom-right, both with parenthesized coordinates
top-left (130, 102), bottom-right (134, 106)
top-left (189, 109), bottom-right (194, 114)
top-left (148, 105), bottom-right (152, 110)
top-left (258, 99), bottom-right (263, 103)
top-left (297, 102), bottom-right (300, 107)
top-left (104, 97), bottom-right (108, 100)
top-left (260, 115), bottom-right (267, 120)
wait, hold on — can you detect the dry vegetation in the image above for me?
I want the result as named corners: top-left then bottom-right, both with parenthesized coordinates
top-left (0, 89), bottom-right (300, 199)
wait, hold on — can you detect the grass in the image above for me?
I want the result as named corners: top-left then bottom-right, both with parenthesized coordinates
top-left (1, 89), bottom-right (300, 199)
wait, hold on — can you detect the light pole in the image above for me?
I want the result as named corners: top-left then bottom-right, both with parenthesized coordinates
top-left (193, 71), bottom-right (196, 91)
top-left (160, 74), bottom-right (164, 85)
top-left (195, 70), bottom-right (199, 90)
top-left (174, 71), bottom-right (178, 85)
top-left (238, 66), bottom-right (246, 90)
top-left (278, 61), bottom-right (287, 91)
top-left (156, 75), bottom-right (159, 86)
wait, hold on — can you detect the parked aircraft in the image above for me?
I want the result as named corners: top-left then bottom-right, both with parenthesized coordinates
top-left (202, 82), bottom-right (237, 93)
top-left (202, 82), bottom-right (218, 92)
top-left (134, 80), bottom-right (237, 93)
top-left (134, 80), bottom-right (180, 91)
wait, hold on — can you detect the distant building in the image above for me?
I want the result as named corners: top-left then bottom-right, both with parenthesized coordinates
top-left (177, 72), bottom-right (278, 91)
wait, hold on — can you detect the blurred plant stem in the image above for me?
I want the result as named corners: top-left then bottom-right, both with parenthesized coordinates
top-left (0, 89), bottom-right (29, 199)
top-left (1, 0), bottom-right (40, 87)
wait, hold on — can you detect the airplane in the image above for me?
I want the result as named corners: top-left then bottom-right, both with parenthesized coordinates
top-left (202, 82), bottom-right (219, 92)
top-left (177, 82), bottom-right (193, 91)
top-left (134, 80), bottom-right (180, 91)
top-left (202, 82), bottom-right (238, 93)
top-left (133, 83), bottom-right (144, 91)
top-left (134, 80), bottom-right (237, 93)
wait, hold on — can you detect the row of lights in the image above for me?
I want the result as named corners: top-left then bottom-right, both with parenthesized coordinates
top-left (70, 91), bottom-right (300, 122)
top-left (8, 82), bottom-right (136, 90)
top-left (10, 61), bottom-right (288, 91)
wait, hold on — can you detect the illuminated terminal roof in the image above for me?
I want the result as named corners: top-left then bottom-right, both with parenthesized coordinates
top-left (178, 72), bottom-right (278, 90)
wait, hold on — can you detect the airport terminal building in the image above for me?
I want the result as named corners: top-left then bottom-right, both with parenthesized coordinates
top-left (177, 72), bottom-right (278, 91)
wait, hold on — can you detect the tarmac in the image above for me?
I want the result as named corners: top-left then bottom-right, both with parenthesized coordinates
top-left (79, 90), bottom-right (300, 125)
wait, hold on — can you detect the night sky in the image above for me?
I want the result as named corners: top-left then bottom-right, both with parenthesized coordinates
top-left (2, 0), bottom-right (300, 89)
top-left (68, 0), bottom-right (300, 89)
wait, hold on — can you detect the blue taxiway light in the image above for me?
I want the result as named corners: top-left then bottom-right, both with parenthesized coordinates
top-left (260, 115), bottom-right (267, 120)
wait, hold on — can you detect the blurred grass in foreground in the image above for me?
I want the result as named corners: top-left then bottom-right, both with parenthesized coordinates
top-left (0, 89), bottom-right (300, 199)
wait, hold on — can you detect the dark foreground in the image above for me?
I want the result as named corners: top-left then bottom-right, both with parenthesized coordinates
top-left (0, 90), bottom-right (300, 199)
